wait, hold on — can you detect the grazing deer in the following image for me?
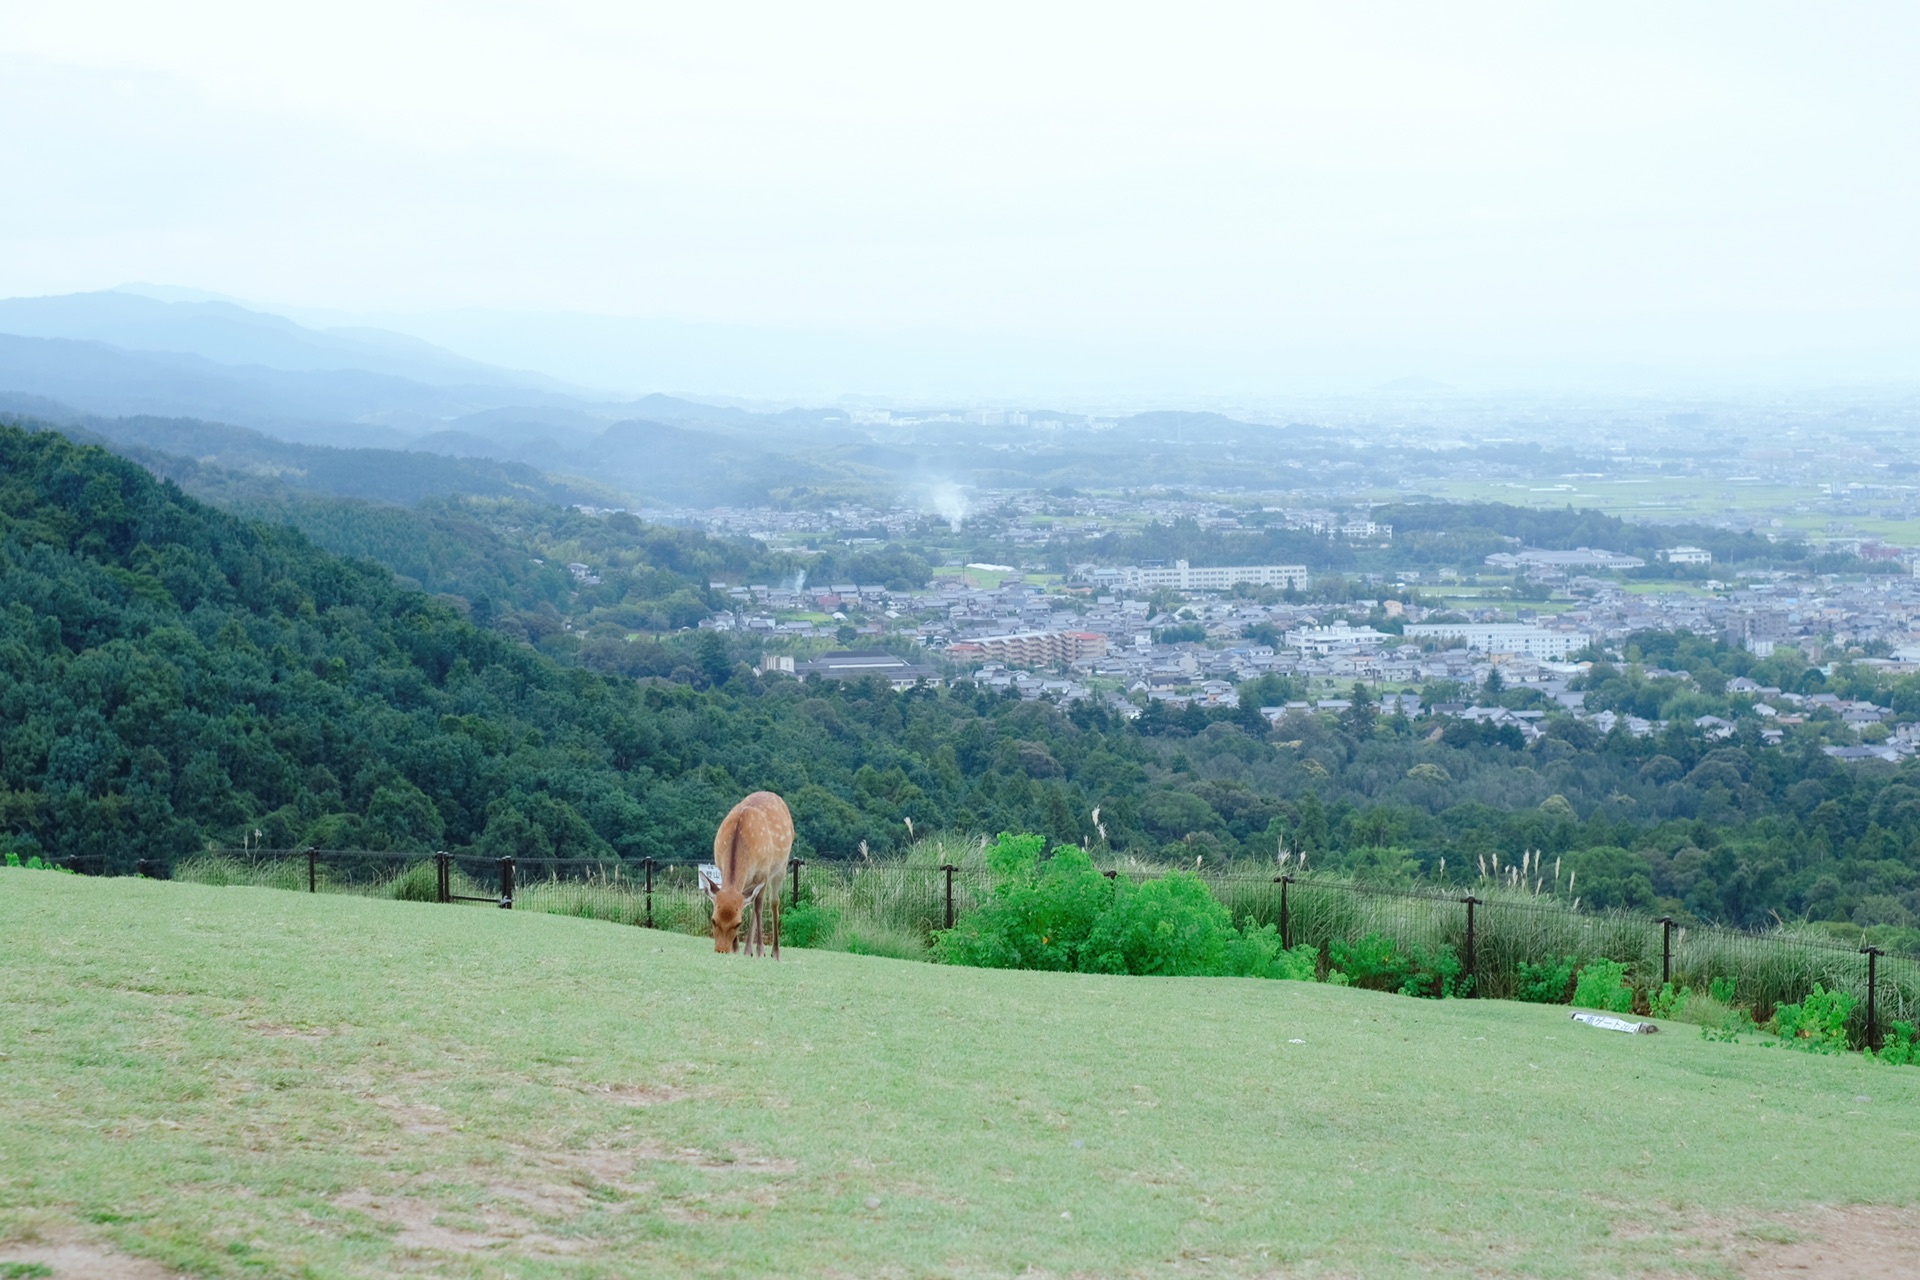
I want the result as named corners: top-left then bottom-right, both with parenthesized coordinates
top-left (700, 791), bottom-right (794, 957)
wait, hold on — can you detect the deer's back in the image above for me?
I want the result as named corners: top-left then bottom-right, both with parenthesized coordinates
top-left (714, 791), bottom-right (794, 891)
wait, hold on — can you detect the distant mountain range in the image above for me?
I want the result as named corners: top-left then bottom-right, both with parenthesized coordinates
top-left (0, 287), bottom-right (1394, 506)
top-left (0, 290), bottom-right (873, 503)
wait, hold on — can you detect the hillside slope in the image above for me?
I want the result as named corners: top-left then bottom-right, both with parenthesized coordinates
top-left (0, 423), bottom-right (669, 866)
top-left (5, 873), bottom-right (1917, 1278)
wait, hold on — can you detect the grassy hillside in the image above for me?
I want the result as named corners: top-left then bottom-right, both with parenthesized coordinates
top-left (4, 873), bottom-right (1916, 1278)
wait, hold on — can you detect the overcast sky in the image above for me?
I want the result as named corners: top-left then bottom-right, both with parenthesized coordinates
top-left (3, 2), bottom-right (1916, 397)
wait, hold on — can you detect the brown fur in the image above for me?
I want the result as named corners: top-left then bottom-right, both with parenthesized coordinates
top-left (703, 792), bottom-right (794, 957)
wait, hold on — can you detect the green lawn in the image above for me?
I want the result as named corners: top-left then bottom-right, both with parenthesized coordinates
top-left (5, 872), bottom-right (1918, 1278)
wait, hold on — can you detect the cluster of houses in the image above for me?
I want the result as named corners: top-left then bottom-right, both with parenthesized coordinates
top-left (679, 526), bottom-right (1920, 758)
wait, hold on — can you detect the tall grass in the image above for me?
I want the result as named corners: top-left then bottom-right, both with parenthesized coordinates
top-left (172, 852), bottom-right (490, 903)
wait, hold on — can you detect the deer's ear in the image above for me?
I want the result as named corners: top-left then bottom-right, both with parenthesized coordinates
top-left (701, 876), bottom-right (720, 901)
top-left (743, 882), bottom-right (765, 905)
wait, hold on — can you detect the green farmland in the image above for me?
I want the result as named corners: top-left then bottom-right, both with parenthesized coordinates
top-left (4, 872), bottom-right (1917, 1278)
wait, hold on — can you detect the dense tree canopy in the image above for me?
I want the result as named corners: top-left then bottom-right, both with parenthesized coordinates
top-left (5, 424), bottom-right (1920, 950)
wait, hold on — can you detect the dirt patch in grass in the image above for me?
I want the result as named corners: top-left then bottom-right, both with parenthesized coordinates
top-left (579, 1081), bottom-right (699, 1106)
top-left (249, 1020), bottom-right (340, 1041)
top-left (1729, 1205), bottom-right (1920, 1278)
top-left (0, 1236), bottom-right (183, 1279)
top-left (334, 1190), bottom-right (510, 1254)
top-left (332, 1189), bottom-right (589, 1258)
top-left (369, 1095), bottom-right (454, 1136)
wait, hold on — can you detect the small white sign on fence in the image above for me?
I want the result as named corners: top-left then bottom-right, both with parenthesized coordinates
top-left (698, 863), bottom-right (723, 893)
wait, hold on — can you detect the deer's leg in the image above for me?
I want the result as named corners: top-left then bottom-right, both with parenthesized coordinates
top-left (771, 897), bottom-right (781, 960)
top-left (750, 894), bottom-right (764, 957)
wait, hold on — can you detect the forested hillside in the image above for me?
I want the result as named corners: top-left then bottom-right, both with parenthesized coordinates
top-left (6, 422), bottom-right (1920, 945)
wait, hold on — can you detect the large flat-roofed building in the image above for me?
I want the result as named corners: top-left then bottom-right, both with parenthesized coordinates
top-left (1086, 559), bottom-right (1309, 592)
top-left (796, 650), bottom-right (941, 689)
top-left (1283, 624), bottom-right (1392, 655)
top-left (1483, 547), bottom-right (1646, 572)
top-left (1403, 623), bottom-right (1582, 659)
top-left (947, 630), bottom-right (1107, 668)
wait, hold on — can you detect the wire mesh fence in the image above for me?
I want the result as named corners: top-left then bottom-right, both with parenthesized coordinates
top-left (90, 847), bottom-right (1920, 1048)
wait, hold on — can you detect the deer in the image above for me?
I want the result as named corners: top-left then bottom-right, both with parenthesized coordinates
top-left (699, 791), bottom-right (794, 957)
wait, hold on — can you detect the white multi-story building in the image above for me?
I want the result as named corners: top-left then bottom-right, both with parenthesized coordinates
top-left (1086, 559), bottom-right (1310, 593)
top-left (1663, 546), bottom-right (1713, 565)
top-left (1284, 625), bottom-right (1392, 655)
top-left (1403, 623), bottom-right (1583, 659)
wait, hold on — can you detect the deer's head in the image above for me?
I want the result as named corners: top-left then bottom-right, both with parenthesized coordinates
top-left (702, 880), bottom-right (763, 953)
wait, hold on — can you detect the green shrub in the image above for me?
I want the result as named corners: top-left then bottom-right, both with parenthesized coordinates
top-left (3, 852), bottom-right (71, 873)
top-left (1650, 981), bottom-right (1689, 1020)
top-left (1327, 933), bottom-right (1404, 990)
top-left (779, 900), bottom-right (837, 949)
top-left (933, 836), bottom-right (1117, 972)
top-left (1083, 872), bottom-right (1235, 977)
top-left (1222, 924), bottom-right (1318, 981)
top-left (1878, 1020), bottom-right (1918, 1067)
top-left (935, 832), bottom-right (1314, 981)
top-left (1516, 955), bottom-right (1580, 1004)
top-left (1572, 959), bottom-right (1634, 1013)
top-left (1327, 933), bottom-right (1464, 999)
top-left (1770, 984), bottom-right (1855, 1053)
top-left (1701, 1007), bottom-right (1756, 1042)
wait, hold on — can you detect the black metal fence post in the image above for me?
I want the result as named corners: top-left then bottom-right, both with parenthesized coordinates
top-left (1863, 945), bottom-right (1883, 1052)
top-left (1657, 916), bottom-right (1674, 987)
top-left (1462, 895), bottom-right (1480, 997)
top-left (308, 846), bottom-right (318, 894)
top-left (940, 863), bottom-right (957, 929)
top-left (643, 857), bottom-right (656, 928)
top-left (435, 851), bottom-right (450, 904)
top-left (498, 856), bottom-right (515, 908)
top-left (789, 857), bottom-right (804, 908)
top-left (1276, 874), bottom-right (1294, 950)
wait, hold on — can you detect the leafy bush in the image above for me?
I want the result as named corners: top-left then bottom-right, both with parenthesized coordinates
top-left (779, 900), bottom-right (837, 949)
top-left (1877, 1020), bottom-right (1918, 1067)
top-left (1649, 981), bottom-right (1689, 1020)
top-left (1516, 955), bottom-right (1580, 1004)
top-left (3, 852), bottom-right (72, 873)
top-left (1701, 1007), bottom-right (1757, 1042)
top-left (1571, 959), bottom-right (1635, 1013)
top-left (935, 832), bottom-right (1317, 981)
top-left (1222, 925), bottom-right (1319, 981)
top-left (1327, 933), bottom-right (1465, 999)
top-left (933, 835), bottom-right (1114, 972)
top-left (1769, 984), bottom-right (1855, 1053)
top-left (1083, 872), bottom-right (1236, 977)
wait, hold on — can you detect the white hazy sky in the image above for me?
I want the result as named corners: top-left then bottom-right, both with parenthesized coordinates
top-left (3, 2), bottom-right (1917, 393)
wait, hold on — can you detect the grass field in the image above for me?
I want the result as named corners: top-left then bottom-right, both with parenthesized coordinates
top-left (1381, 476), bottom-right (1920, 548)
top-left (5, 872), bottom-right (1919, 1278)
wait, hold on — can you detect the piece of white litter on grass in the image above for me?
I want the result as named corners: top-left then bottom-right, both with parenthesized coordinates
top-left (1570, 1012), bottom-right (1658, 1034)
top-left (1288, 1039), bottom-right (1305, 1044)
